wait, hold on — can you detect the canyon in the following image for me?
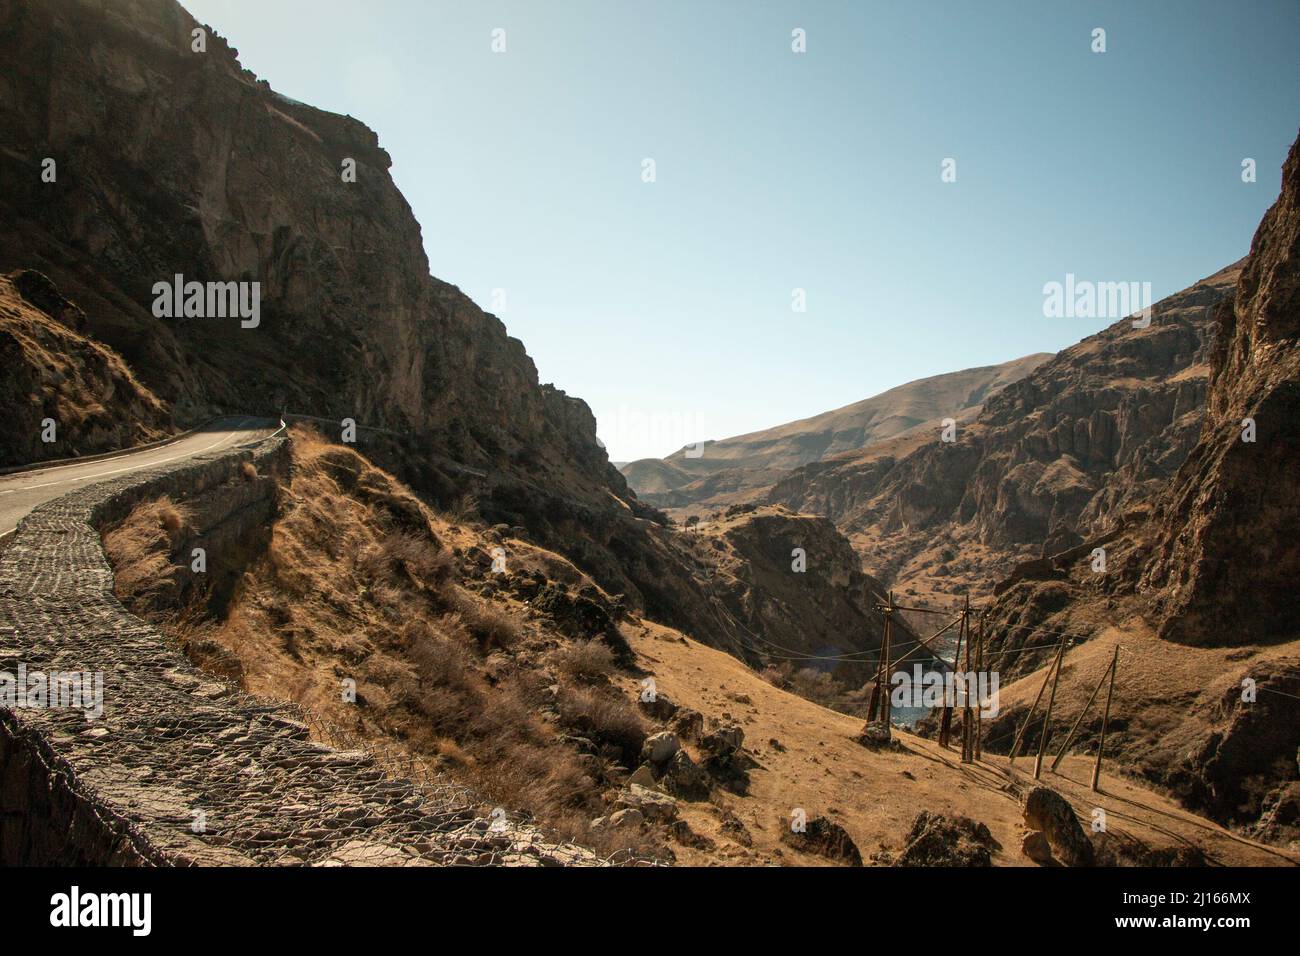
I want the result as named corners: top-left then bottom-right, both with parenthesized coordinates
top-left (0, 0), bottom-right (1295, 867)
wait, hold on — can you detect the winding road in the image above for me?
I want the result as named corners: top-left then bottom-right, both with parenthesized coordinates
top-left (0, 416), bottom-right (278, 539)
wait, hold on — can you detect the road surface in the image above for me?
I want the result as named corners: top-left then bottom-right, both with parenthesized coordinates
top-left (0, 417), bottom-right (278, 538)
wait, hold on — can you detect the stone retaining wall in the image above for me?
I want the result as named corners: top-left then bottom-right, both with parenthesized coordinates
top-left (0, 437), bottom-right (597, 866)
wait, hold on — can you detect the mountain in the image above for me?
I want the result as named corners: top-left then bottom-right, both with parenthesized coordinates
top-left (767, 263), bottom-right (1242, 603)
top-left (953, 131), bottom-right (1300, 847)
top-left (621, 353), bottom-right (1051, 513)
top-left (0, 0), bottom-right (895, 671)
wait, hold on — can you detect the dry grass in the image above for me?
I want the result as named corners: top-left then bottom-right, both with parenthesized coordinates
top-left (555, 682), bottom-right (648, 765)
top-left (240, 461), bottom-right (257, 481)
top-left (102, 497), bottom-right (189, 610)
top-left (106, 426), bottom-right (655, 857)
top-left (550, 640), bottom-right (616, 681)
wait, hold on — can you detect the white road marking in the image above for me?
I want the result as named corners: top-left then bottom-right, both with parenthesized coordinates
top-left (0, 423), bottom-right (252, 496)
top-left (0, 419), bottom-right (264, 537)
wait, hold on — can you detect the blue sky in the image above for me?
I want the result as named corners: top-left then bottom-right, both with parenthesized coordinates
top-left (183, 0), bottom-right (1299, 461)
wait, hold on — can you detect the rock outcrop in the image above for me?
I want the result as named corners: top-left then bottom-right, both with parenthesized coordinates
top-left (0, 0), bottom-right (890, 670)
top-left (1138, 133), bottom-right (1300, 644)
top-left (767, 265), bottom-right (1240, 600)
top-left (0, 271), bottom-right (170, 466)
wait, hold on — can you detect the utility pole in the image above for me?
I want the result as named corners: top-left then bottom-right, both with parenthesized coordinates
top-left (1091, 646), bottom-right (1119, 792)
top-left (973, 614), bottom-right (985, 760)
top-left (880, 591), bottom-right (894, 735)
top-left (1009, 638), bottom-right (1064, 768)
top-left (1034, 638), bottom-right (1069, 780)
top-left (960, 594), bottom-right (974, 763)
top-left (939, 605), bottom-right (965, 749)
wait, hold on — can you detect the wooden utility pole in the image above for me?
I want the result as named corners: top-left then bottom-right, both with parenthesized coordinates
top-left (960, 594), bottom-right (974, 763)
top-left (879, 592), bottom-right (894, 732)
top-left (1009, 639), bottom-right (1064, 767)
top-left (1051, 646), bottom-right (1116, 772)
top-left (1091, 646), bottom-right (1119, 792)
top-left (1033, 639), bottom-right (1069, 780)
top-left (938, 607), bottom-right (965, 749)
top-left (973, 615), bottom-right (985, 760)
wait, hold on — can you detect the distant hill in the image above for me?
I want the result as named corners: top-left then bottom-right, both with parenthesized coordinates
top-left (621, 353), bottom-right (1052, 511)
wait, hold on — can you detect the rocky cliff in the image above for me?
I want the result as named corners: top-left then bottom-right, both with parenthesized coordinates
top-left (971, 134), bottom-right (1300, 845)
top-left (767, 264), bottom-right (1241, 601)
top-left (0, 0), bottom-right (892, 668)
top-left (1138, 135), bottom-right (1300, 644)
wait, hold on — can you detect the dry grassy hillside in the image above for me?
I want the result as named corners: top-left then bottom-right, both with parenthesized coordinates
top-left (101, 427), bottom-right (1295, 866)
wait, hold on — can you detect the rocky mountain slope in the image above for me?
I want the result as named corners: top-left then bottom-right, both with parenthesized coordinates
top-left (0, 0), bottom-right (894, 669)
top-left (622, 353), bottom-right (1049, 513)
top-left (961, 132), bottom-right (1300, 848)
top-left (0, 269), bottom-right (169, 465)
top-left (103, 424), bottom-right (1292, 866)
top-left (767, 263), bottom-right (1242, 602)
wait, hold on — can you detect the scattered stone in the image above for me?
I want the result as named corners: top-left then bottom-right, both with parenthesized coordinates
top-left (640, 731), bottom-right (680, 767)
top-left (627, 764), bottom-right (659, 789)
top-left (894, 810), bottom-right (1000, 866)
top-left (608, 808), bottom-right (644, 829)
top-left (780, 815), bottom-right (863, 866)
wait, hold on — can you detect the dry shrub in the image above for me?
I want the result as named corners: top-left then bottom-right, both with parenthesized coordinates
top-left (556, 683), bottom-right (648, 764)
top-left (447, 589), bottom-right (522, 650)
top-left (103, 497), bottom-right (190, 609)
top-left (550, 640), bottom-right (616, 681)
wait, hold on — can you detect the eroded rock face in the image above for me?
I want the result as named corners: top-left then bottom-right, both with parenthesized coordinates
top-left (767, 265), bottom-right (1239, 598)
top-left (0, 0), bottom-right (893, 669)
top-left (0, 272), bottom-right (170, 465)
top-left (1139, 132), bottom-right (1300, 645)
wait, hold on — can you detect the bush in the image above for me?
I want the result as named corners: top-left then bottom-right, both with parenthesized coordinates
top-left (550, 640), bottom-right (616, 681)
top-left (556, 684), bottom-right (647, 764)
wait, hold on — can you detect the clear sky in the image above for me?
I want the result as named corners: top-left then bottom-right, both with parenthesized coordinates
top-left (183, 0), bottom-right (1299, 462)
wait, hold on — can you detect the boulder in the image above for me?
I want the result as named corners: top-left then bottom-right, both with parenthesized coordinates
top-left (1023, 786), bottom-right (1093, 866)
top-left (659, 750), bottom-right (711, 801)
top-left (700, 725), bottom-right (744, 757)
top-left (1021, 830), bottom-right (1053, 864)
top-left (854, 721), bottom-right (894, 749)
top-left (615, 784), bottom-right (678, 822)
top-left (780, 815), bottom-right (863, 866)
top-left (894, 811), bottom-right (1000, 866)
top-left (640, 731), bottom-right (681, 767)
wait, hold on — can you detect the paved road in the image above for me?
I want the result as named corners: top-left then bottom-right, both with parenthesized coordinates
top-left (0, 417), bottom-right (278, 538)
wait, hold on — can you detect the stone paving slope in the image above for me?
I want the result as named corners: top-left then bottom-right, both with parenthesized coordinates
top-left (0, 436), bottom-right (599, 866)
